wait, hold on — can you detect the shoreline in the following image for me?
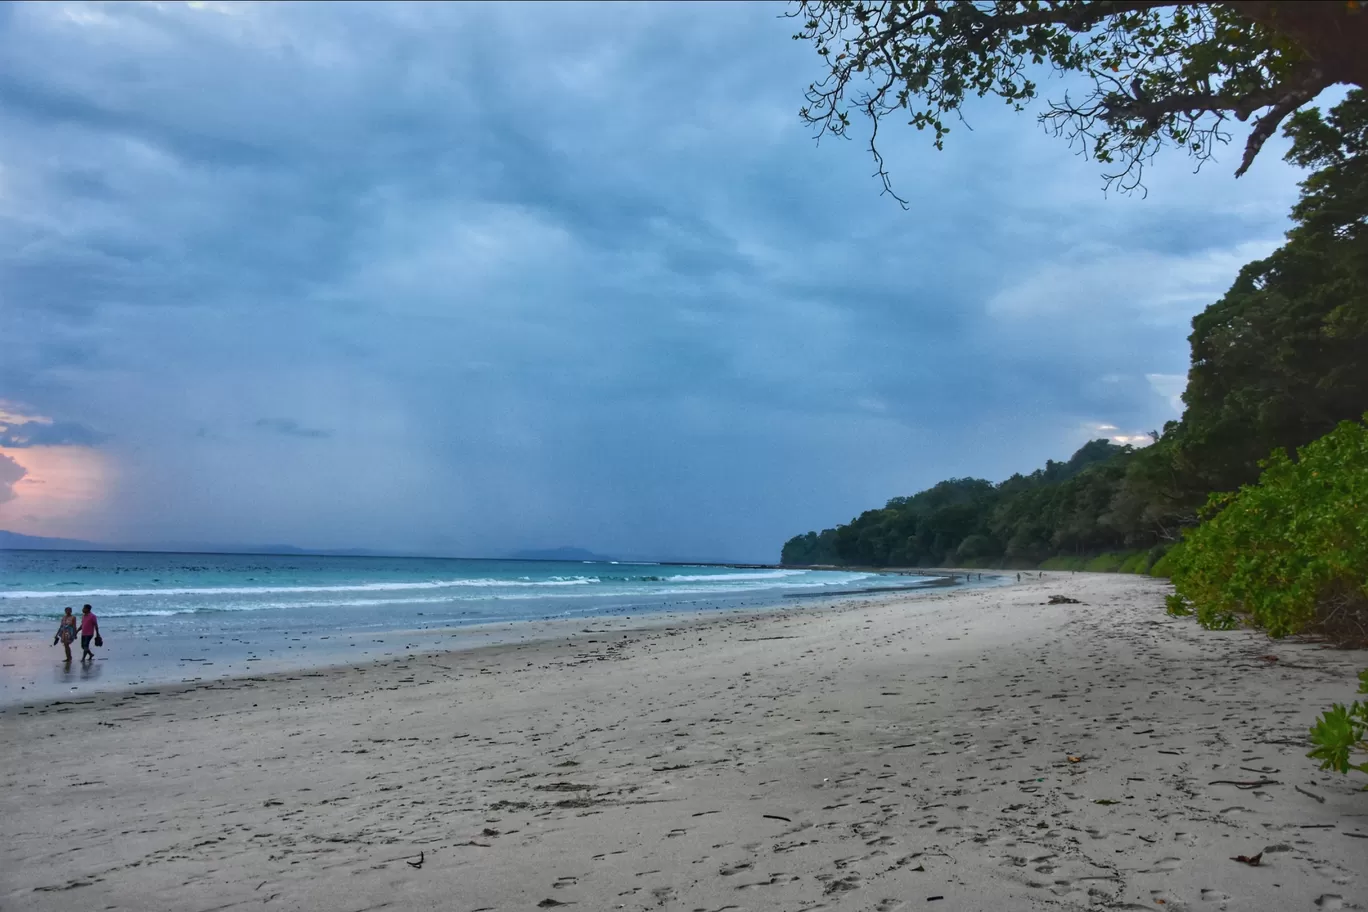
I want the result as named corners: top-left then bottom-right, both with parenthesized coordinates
top-left (2, 573), bottom-right (1364, 911)
top-left (1, 574), bottom-right (999, 710)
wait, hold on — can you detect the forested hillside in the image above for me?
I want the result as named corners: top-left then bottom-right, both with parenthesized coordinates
top-left (782, 91), bottom-right (1368, 571)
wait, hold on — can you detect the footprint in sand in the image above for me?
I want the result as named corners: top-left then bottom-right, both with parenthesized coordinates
top-left (734, 874), bottom-right (794, 890)
top-left (820, 872), bottom-right (862, 895)
top-left (1200, 888), bottom-right (1231, 908)
top-left (1314, 896), bottom-right (1345, 910)
top-left (1140, 856), bottom-right (1184, 874)
top-left (773, 839), bottom-right (816, 853)
top-left (875, 900), bottom-right (906, 912)
top-left (1047, 880), bottom-right (1088, 900)
top-left (1312, 862), bottom-right (1354, 886)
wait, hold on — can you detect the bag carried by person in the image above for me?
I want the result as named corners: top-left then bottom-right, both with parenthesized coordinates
top-left (94, 635), bottom-right (103, 648)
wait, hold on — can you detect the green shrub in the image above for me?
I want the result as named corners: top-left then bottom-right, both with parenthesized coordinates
top-left (1148, 543), bottom-right (1182, 578)
top-left (1164, 593), bottom-right (1192, 617)
top-left (1118, 551), bottom-right (1147, 574)
top-left (1307, 670), bottom-right (1368, 786)
top-left (1037, 551), bottom-right (1146, 572)
top-left (1166, 416), bottom-right (1368, 642)
top-left (1082, 552), bottom-right (1123, 572)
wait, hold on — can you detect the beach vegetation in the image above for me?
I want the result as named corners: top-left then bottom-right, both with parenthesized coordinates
top-left (1146, 545), bottom-right (1181, 579)
top-left (791, 1), bottom-right (1368, 200)
top-left (1307, 671), bottom-right (1368, 785)
top-left (1165, 415), bottom-right (1368, 642)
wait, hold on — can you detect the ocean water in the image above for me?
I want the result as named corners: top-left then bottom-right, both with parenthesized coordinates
top-left (0, 550), bottom-right (942, 703)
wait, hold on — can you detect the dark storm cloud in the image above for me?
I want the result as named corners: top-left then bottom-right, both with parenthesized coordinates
top-left (0, 1), bottom-right (1310, 557)
top-left (0, 419), bottom-right (108, 448)
top-left (255, 418), bottom-right (331, 440)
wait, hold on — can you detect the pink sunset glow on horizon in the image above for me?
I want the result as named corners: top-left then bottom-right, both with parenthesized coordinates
top-left (0, 403), bottom-right (110, 540)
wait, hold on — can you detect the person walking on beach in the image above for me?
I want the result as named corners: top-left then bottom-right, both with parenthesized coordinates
top-left (53, 607), bottom-right (78, 661)
top-left (79, 604), bottom-right (101, 662)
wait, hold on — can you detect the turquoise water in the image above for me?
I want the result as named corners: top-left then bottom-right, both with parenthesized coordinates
top-left (0, 551), bottom-right (941, 702)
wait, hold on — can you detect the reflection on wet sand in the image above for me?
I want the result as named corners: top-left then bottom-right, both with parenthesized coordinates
top-left (52, 656), bottom-right (103, 691)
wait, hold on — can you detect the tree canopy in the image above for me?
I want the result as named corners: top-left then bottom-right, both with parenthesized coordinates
top-left (792, 1), bottom-right (1368, 199)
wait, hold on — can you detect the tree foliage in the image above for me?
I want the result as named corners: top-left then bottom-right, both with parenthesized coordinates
top-left (791, 1), bottom-right (1368, 198)
top-left (781, 440), bottom-right (1141, 567)
top-left (1117, 89), bottom-right (1368, 523)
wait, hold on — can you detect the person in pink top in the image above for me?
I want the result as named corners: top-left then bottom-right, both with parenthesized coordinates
top-left (79, 604), bottom-right (100, 662)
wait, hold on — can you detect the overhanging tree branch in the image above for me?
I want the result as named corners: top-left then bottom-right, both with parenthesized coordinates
top-left (1236, 69), bottom-right (1330, 176)
top-left (790, 1), bottom-right (1367, 199)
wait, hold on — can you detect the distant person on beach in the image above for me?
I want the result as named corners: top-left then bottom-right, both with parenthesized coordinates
top-left (53, 607), bottom-right (77, 661)
top-left (79, 605), bottom-right (101, 661)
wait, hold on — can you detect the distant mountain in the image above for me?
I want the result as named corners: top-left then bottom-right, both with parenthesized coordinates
top-left (507, 546), bottom-right (616, 562)
top-left (0, 530), bottom-right (105, 551)
top-left (0, 531), bottom-right (389, 557)
top-left (131, 542), bottom-right (397, 557)
top-left (220, 544), bottom-right (387, 557)
top-left (2, 533), bottom-right (676, 563)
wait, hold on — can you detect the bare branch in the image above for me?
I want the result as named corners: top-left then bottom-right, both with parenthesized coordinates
top-left (866, 106), bottom-right (910, 209)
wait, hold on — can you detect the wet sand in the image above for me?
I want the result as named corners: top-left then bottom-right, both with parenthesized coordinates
top-left (2, 573), bottom-right (1365, 911)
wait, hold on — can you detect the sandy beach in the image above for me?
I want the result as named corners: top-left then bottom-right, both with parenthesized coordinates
top-left (2, 573), bottom-right (1365, 911)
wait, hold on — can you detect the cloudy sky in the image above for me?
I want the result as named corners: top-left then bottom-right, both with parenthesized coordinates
top-left (0, 1), bottom-right (1312, 561)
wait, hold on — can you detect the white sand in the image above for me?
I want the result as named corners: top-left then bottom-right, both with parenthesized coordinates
top-left (2, 573), bottom-right (1365, 911)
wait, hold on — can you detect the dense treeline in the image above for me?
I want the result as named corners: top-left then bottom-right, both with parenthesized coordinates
top-left (782, 91), bottom-right (1368, 571)
top-left (780, 440), bottom-right (1145, 568)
